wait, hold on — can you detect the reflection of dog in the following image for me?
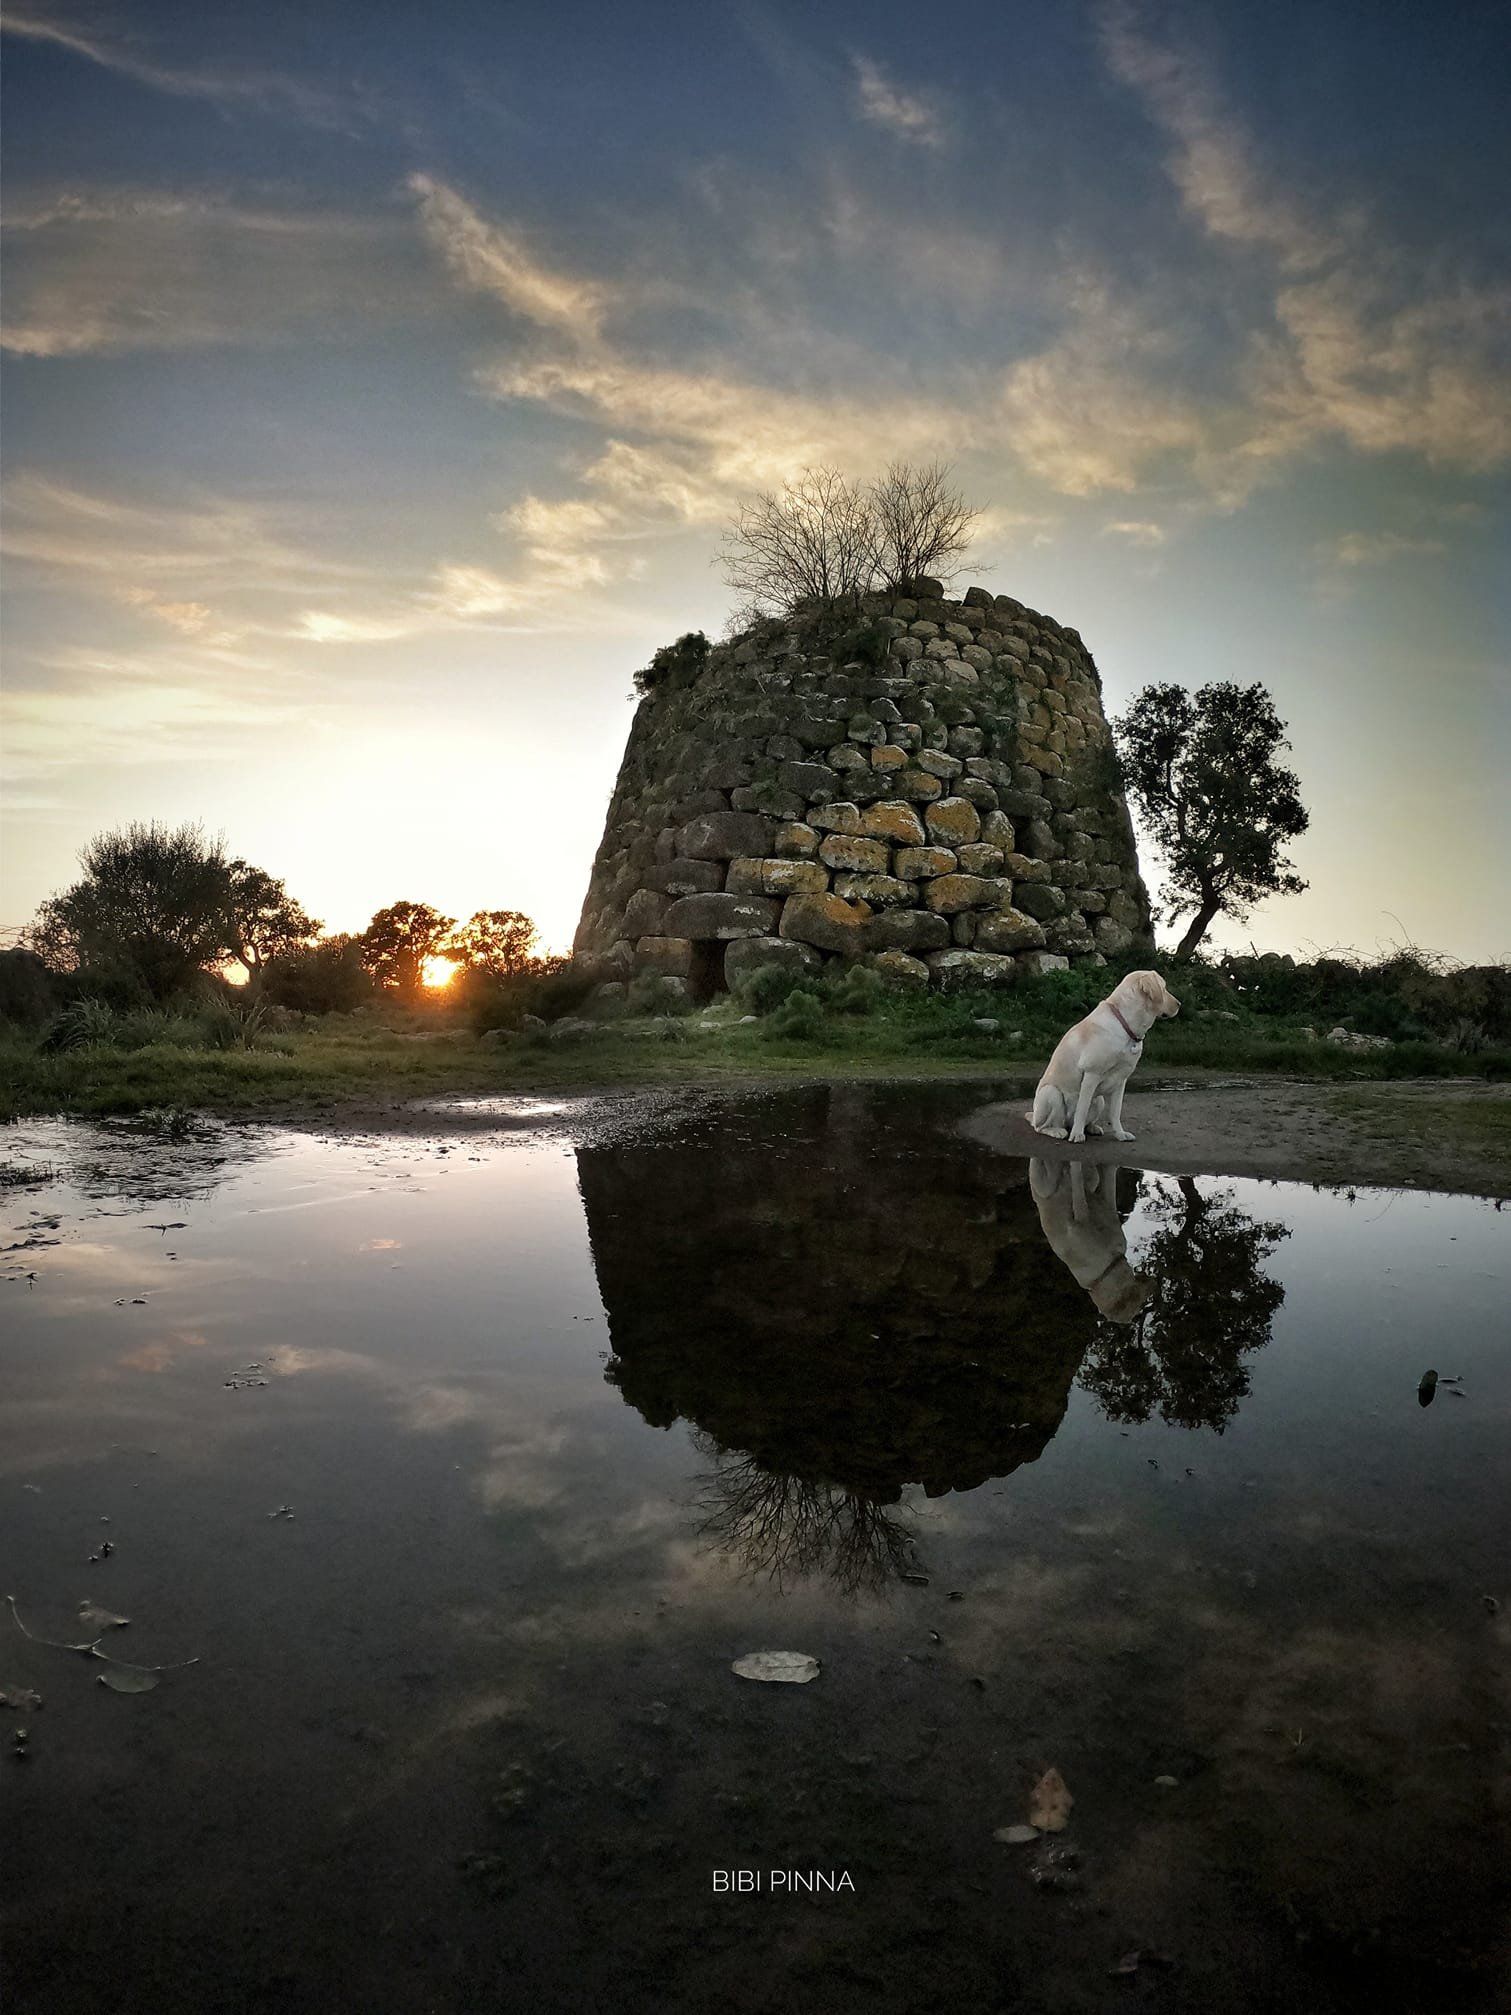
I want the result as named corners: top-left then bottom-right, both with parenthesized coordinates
top-left (1029, 970), bottom-right (1180, 1144)
top-left (1030, 1159), bottom-right (1149, 1324)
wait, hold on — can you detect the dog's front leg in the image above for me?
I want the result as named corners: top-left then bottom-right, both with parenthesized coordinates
top-left (1068, 1072), bottom-right (1100, 1143)
top-left (1105, 1078), bottom-right (1136, 1142)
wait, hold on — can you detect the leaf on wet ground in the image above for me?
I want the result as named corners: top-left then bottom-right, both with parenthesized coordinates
top-left (731, 1651), bottom-right (820, 1684)
top-left (993, 1824), bottom-right (1040, 1845)
top-left (6, 1594), bottom-right (100, 1653)
top-left (1029, 1766), bottom-right (1074, 1831)
top-left (1, 1686), bottom-right (43, 1711)
top-left (96, 1665), bottom-right (159, 1694)
top-left (78, 1602), bottom-right (130, 1633)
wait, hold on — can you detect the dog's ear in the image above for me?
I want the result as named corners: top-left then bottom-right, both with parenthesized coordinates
top-left (1133, 970), bottom-right (1164, 1006)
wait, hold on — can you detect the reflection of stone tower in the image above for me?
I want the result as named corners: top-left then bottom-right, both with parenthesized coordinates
top-left (575, 584), bottom-right (1151, 996)
top-left (576, 1083), bottom-right (1130, 1500)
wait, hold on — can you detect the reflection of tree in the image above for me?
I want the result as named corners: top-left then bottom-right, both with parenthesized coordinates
top-left (1079, 1175), bottom-right (1287, 1430)
top-left (692, 1435), bottom-right (920, 1595)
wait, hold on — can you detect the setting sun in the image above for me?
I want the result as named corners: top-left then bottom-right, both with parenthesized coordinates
top-left (422, 956), bottom-right (458, 990)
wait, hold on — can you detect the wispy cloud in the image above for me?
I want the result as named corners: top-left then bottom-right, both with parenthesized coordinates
top-left (1102, 519), bottom-right (1166, 546)
top-left (1, 7), bottom-right (363, 128)
top-left (1, 190), bottom-right (436, 357)
top-left (409, 174), bottom-right (609, 338)
top-left (852, 56), bottom-right (946, 149)
top-left (1324, 530), bottom-right (1447, 568)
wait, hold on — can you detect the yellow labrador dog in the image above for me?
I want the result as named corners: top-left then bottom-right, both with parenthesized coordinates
top-left (1029, 1159), bottom-right (1149, 1323)
top-left (1029, 969), bottom-right (1180, 1144)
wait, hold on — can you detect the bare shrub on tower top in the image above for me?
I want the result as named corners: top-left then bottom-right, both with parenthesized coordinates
top-left (866, 460), bottom-right (979, 593)
top-left (720, 466), bottom-right (874, 612)
top-left (719, 461), bottom-right (978, 614)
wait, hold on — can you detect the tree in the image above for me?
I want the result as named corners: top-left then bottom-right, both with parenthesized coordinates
top-left (260, 934), bottom-right (372, 1015)
top-left (867, 459), bottom-right (979, 591)
top-left (358, 901), bottom-right (455, 995)
top-left (720, 465), bottom-right (873, 612)
top-left (445, 909), bottom-right (540, 980)
top-left (1079, 1176), bottom-right (1288, 1432)
top-left (1113, 681), bottom-right (1309, 958)
top-left (227, 861), bottom-right (322, 982)
top-left (28, 821), bottom-right (239, 1002)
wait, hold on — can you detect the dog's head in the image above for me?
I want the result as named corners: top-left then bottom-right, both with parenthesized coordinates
top-left (1126, 969), bottom-right (1180, 1019)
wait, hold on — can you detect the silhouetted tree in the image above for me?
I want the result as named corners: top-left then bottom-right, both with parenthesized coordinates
top-left (359, 901), bottom-right (455, 995)
top-left (692, 1438), bottom-right (921, 1595)
top-left (28, 821), bottom-right (239, 1002)
top-left (260, 934), bottom-right (372, 1015)
top-left (867, 459), bottom-right (979, 591)
top-left (719, 461), bottom-right (980, 614)
top-left (446, 909), bottom-right (540, 980)
top-left (227, 861), bottom-right (322, 982)
top-left (1113, 682), bottom-right (1308, 957)
top-left (1079, 1175), bottom-right (1288, 1431)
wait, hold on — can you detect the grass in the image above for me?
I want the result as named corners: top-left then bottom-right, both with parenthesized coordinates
top-left (2, 992), bottom-right (1507, 1124)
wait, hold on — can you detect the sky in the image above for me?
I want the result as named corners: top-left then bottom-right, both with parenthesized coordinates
top-left (2, 0), bottom-right (1508, 961)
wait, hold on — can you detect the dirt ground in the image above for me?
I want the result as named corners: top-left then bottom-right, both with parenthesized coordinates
top-left (286, 1068), bottom-right (1511, 1198)
top-left (961, 1073), bottom-right (1511, 1198)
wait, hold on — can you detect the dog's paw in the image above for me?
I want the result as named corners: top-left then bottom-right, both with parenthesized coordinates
top-left (1038, 1124), bottom-right (1069, 1140)
top-left (1111, 1127), bottom-right (1136, 1142)
top-left (1068, 1128), bottom-right (1087, 1144)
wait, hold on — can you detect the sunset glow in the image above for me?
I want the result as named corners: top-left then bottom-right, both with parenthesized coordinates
top-left (422, 956), bottom-right (458, 990)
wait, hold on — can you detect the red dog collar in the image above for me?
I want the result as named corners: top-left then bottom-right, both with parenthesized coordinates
top-left (1107, 1000), bottom-right (1143, 1044)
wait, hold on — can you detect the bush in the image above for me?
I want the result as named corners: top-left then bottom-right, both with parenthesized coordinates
top-left (761, 986), bottom-right (830, 1043)
top-left (261, 936), bottom-right (372, 1015)
top-left (469, 957), bottom-right (596, 1032)
top-left (828, 964), bottom-right (884, 1016)
top-left (734, 963), bottom-right (813, 1017)
top-left (626, 972), bottom-right (694, 1017)
top-left (634, 631), bottom-right (710, 698)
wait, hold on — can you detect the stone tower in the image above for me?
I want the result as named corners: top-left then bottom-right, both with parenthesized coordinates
top-left (574, 581), bottom-right (1151, 996)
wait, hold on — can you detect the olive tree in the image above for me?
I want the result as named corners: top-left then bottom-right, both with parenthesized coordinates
top-left (358, 901), bottom-right (456, 995)
top-left (1112, 682), bottom-right (1309, 958)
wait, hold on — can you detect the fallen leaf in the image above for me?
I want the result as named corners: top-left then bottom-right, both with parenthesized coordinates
top-left (6, 1594), bottom-right (99, 1653)
top-left (731, 1651), bottom-right (820, 1685)
top-left (1110, 1951), bottom-right (1142, 1976)
top-left (78, 1602), bottom-right (130, 1633)
top-left (96, 1665), bottom-right (158, 1694)
top-left (1029, 1766), bottom-right (1074, 1832)
top-left (993, 1824), bottom-right (1040, 1845)
top-left (1153, 1773), bottom-right (1179, 1787)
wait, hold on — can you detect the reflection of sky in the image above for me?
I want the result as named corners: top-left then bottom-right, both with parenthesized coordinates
top-left (2, 2), bottom-right (1507, 958)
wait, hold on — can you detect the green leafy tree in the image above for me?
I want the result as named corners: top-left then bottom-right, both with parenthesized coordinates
top-left (446, 909), bottom-right (541, 980)
top-left (1113, 682), bottom-right (1309, 958)
top-left (227, 861), bottom-right (322, 982)
top-left (359, 901), bottom-right (456, 995)
top-left (28, 821), bottom-right (238, 1002)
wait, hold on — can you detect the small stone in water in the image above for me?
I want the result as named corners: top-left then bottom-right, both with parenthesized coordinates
top-left (993, 1824), bottom-right (1039, 1846)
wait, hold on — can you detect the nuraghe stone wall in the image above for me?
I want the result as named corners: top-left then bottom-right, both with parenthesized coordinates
top-left (575, 581), bottom-right (1151, 996)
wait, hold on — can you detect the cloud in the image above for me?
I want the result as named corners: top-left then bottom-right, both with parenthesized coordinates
top-left (1, 190), bottom-right (437, 357)
top-left (1100, 3), bottom-right (1511, 482)
top-left (1102, 519), bottom-right (1166, 546)
top-left (1323, 530), bottom-right (1447, 568)
top-left (852, 56), bottom-right (946, 149)
top-left (408, 174), bottom-right (608, 338)
top-left (1, 7), bottom-right (362, 128)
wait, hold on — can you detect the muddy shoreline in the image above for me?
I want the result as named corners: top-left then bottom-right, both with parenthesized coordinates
top-left (205, 1070), bottom-right (1511, 1198)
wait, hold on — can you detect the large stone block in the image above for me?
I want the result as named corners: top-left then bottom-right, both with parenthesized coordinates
top-left (834, 873), bottom-right (915, 906)
top-left (634, 936), bottom-right (694, 977)
top-left (925, 797), bottom-right (982, 846)
top-left (866, 949), bottom-right (930, 988)
top-left (975, 908), bottom-right (1047, 954)
top-left (926, 873), bottom-right (1005, 914)
top-left (808, 802), bottom-right (861, 833)
top-left (727, 856), bottom-right (829, 898)
top-left (645, 857), bottom-right (723, 896)
top-left (779, 891), bottom-right (872, 955)
top-left (662, 892), bottom-right (779, 939)
top-left (818, 835), bottom-right (890, 874)
top-left (859, 801), bottom-right (927, 846)
top-left (677, 811), bottom-right (775, 860)
top-left (621, 887), bottom-right (668, 938)
top-left (857, 909), bottom-right (946, 956)
top-left (774, 821), bottom-right (819, 857)
top-left (724, 937), bottom-right (821, 985)
top-left (1013, 881), bottom-right (1067, 920)
top-left (893, 845), bottom-right (957, 880)
top-left (925, 950), bottom-right (1020, 990)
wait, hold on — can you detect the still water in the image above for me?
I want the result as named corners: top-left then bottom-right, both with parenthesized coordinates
top-left (2, 1085), bottom-right (1507, 2014)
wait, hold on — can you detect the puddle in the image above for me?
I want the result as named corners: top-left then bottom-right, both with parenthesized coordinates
top-left (2, 1084), bottom-right (1507, 2014)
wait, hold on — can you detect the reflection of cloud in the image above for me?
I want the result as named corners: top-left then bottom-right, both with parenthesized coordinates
top-left (1323, 530), bottom-right (1447, 569)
